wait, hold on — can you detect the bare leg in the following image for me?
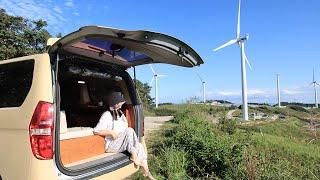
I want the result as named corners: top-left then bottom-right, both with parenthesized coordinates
top-left (141, 136), bottom-right (148, 154)
top-left (129, 147), bottom-right (141, 166)
top-left (107, 128), bottom-right (155, 179)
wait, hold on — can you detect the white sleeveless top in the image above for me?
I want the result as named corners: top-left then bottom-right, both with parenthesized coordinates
top-left (93, 111), bottom-right (128, 149)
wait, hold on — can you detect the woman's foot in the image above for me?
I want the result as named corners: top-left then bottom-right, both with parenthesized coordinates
top-left (143, 171), bottom-right (156, 180)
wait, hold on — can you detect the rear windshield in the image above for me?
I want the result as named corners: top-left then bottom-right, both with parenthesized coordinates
top-left (0, 60), bottom-right (34, 108)
top-left (72, 37), bottom-right (149, 62)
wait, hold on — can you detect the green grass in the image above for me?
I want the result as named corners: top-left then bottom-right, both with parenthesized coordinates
top-left (248, 133), bottom-right (320, 179)
top-left (240, 118), bottom-right (312, 141)
top-left (131, 104), bottom-right (320, 179)
top-left (144, 104), bottom-right (233, 119)
top-left (142, 108), bottom-right (156, 116)
top-left (239, 116), bottom-right (320, 178)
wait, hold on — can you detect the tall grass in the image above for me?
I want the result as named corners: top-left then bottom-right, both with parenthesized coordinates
top-left (132, 105), bottom-right (320, 179)
top-left (135, 107), bottom-right (249, 179)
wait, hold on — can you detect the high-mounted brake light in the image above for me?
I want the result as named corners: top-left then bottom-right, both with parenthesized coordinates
top-left (29, 101), bottom-right (54, 160)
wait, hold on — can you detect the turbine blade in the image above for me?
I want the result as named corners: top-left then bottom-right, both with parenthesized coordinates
top-left (313, 68), bottom-right (315, 82)
top-left (214, 39), bottom-right (237, 52)
top-left (158, 74), bottom-right (167, 77)
top-left (237, 0), bottom-right (241, 38)
top-left (197, 73), bottom-right (203, 82)
top-left (244, 55), bottom-right (252, 70)
top-left (150, 76), bottom-right (154, 85)
top-left (243, 43), bottom-right (252, 70)
top-left (149, 64), bottom-right (156, 75)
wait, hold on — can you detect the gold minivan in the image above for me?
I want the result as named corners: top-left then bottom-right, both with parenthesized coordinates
top-left (0, 26), bottom-right (203, 180)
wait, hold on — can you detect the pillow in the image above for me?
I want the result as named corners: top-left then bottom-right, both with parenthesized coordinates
top-left (60, 111), bottom-right (68, 134)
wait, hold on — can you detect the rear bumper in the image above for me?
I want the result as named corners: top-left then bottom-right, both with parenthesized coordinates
top-left (91, 162), bottom-right (138, 180)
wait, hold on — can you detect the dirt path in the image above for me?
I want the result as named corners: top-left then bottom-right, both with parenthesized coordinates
top-left (226, 109), bottom-right (236, 119)
top-left (144, 116), bottom-right (174, 137)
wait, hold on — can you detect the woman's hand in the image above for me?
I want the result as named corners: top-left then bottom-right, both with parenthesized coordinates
top-left (110, 131), bottom-right (119, 140)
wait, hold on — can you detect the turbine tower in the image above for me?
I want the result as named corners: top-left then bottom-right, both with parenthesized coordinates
top-left (197, 74), bottom-right (206, 103)
top-left (311, 68), bottom-right (319, 108)
top-left (276, 74), bottom-right (281, 107)
top-left (214, 0), bottom-right (252, 120)
top-left (150, 65), bottom-right (167, 108)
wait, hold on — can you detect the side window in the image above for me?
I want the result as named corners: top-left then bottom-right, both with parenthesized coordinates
top-left (0, 60), bottom-right (34, 107)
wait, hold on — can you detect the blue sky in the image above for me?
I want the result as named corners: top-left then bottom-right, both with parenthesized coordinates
top-left (1, 0), bottom-right (320, 104)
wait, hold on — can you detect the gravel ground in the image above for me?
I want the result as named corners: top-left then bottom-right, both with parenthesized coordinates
top-left (144, 116), bottom-right (173, 137)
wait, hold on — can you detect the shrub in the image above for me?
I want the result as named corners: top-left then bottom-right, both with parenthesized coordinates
top-left (148, 111), bottom-right (248, 179)
top-left (161, 147), bottom-right (188, 180)
top-left (154, 108), bottom-right (177, 116)
top-left (132, 105), bottom-right (320, 179)
top-left (288, 105), bottom-right (308, 112)
top-left (219, 117), bottom-right (237, 135)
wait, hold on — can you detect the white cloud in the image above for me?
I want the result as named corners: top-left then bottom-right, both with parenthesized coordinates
top-left (217, 91), bottom-right (241, 96)
top-left (73, 12), bottom-right (79, 16)
top-left (198, 85), bottom-right (316, 104)
top-left (53, 5), bottom-right (63, 14)
top-left (248, 89), bottom-right (267, 95)
top-left (280, 85), bottom-right (312, 95)
top-left (216, 88), bottom-right (267, 96)
top-left (0, 0), bottom-right (67, 33)
top-left (64, 0), bottom-right (74, 8)
top-left (206, 91), bottom-right (214, 95)
top-left (282, 89), bottom-right (303, 95)
top-left (215, 87), bottom-right (311, 97)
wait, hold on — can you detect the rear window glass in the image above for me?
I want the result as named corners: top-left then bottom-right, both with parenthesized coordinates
top-left (72, 38), bottom-right (149, 62)
top-left (0, 60), bottom-right (34, 107)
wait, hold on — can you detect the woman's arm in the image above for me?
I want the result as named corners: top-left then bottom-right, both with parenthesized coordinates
top-left (94, 130), bottom-right (118, 140)
top-left (94, 111), bottom-right (118, 139)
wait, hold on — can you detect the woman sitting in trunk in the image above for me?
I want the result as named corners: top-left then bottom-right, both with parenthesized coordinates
top-left (93, 92), bottom-right (155, 180)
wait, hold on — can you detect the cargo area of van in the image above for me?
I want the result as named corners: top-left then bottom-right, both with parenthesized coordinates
top-left (57, 56), bottom-right (137, 169)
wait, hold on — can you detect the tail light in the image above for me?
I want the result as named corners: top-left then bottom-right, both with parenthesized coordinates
top-left (29, 101), bottom-right (54, 160)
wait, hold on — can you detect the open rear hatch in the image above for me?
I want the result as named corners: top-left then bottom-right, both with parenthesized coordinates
top-left (50, 26), bottom-right (203, 178)
top-left (48, 26), bottom-right (203, 68)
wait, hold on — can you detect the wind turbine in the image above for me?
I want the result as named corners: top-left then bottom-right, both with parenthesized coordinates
top-left (197, 74), bottom-right (206, 103)
top-left (276, 74), bottom-right (281, 107)
top-left (311, 68), bottom-right (319, 108)
top-left (150, 65), bottom-right (167, 108)
top-left (213, 0), bottom-right (252, 120)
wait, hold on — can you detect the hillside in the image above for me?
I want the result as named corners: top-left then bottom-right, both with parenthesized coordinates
top-left (132, 105), bottom-right (320, 179)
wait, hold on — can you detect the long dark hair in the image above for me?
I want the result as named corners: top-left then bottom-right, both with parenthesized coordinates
top-left (111, 109), bottom-right (124, 121)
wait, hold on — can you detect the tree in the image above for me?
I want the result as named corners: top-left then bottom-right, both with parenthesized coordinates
top-left (56, 32), bottom-right (62, 38)
top-left (0, 8), bottom-right (51, 60)
top-left (135, 79), bottom-right (154, 109)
